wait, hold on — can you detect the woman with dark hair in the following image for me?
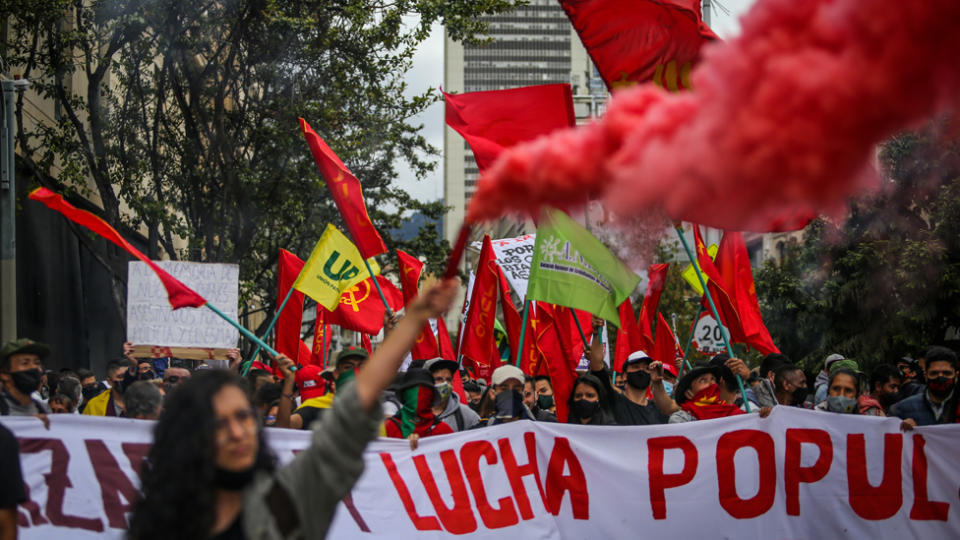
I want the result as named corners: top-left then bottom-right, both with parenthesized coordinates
top-left (566, 373), bottom-right (616, 425)
top-left (815, 367), bottom-right (877, 415)
top-left (128, 279), bottom-right (459, 540)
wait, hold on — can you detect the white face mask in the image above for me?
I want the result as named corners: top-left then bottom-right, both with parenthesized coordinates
top-left (663, 381), bottom-right (674, 396)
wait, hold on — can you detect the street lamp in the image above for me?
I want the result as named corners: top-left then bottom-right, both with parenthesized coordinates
top-left (1, 75), bottom-right (30, 342)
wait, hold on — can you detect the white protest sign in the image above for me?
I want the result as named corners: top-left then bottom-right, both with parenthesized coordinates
top-left (472, 234), bottom-right (536, 298)
top-left (691, 311), bottom-right (727, 355)
top-left (126, 261), bottom-right (239, 348)
top-left (5, 408), bottom-right (960, 539)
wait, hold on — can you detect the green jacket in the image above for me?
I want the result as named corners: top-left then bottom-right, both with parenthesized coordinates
top-left (241, 382), bottom-right (381, 539)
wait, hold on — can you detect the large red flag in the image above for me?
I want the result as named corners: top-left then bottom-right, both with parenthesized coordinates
top-left (613, 299), bottom-right (645, 373)
top-left (652, 311), bottom-right (680, 369)
top-left (397, 250), bottom-right (441, 360)
top-left (299, 118), bottom-right (387, 258)
top-left (326, 276), bottom-right (403, 335)
top-left (692, 225), bottom-right (750, 352)
top-left (713, 231), bottom-right (780, 354)
top-left (443, 84), bottom-right (576, 174)
top-left (437, 317), bottom-right (456, 361)
top-left (637, 263), bottom-right (670, 351)
top-left (497, 265), bottom-right (523, 362)
top-left (559, 0), bottom-right (717, 92)
top-left (554, 306), bottom-right (592, 372)
top-left (459, 236), bottom-right (500, 367)
top-left (276, 250), bottom-right (307, 363)
top-left (533, 304), bottom-right (576, 423)
top-left (29, 188), bottom-right (205, 309)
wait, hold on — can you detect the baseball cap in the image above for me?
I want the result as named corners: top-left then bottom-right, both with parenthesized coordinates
top-left (424, 358), bottom-right (460, 375)
top-left (824, 353), bottom-right (845, 370)
top-left (491, 365), bottom-right (525, 386)
top-left (624, 350), bottom-right (652, 366)
top-left (336, 346), bottom-right (369, 366)
top-left (1, 338), bottom-right (50, 362)
top-left (296, 364), bottom-right (326, 400)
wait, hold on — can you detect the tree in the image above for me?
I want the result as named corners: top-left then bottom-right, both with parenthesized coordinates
top-left (5, 0), bottom-right (519, 335)
top-left (755, 121), bottom-right (960, 372)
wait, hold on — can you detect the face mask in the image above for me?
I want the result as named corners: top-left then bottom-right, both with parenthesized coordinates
top-left (82, 384), bottom-right (101, 402)
top-left (434, 382), bottom-right (453, 403)
top-left (826, 395), bottom-right (857, 414)
top-left (791, 386), bottom-right (809, 406)
top-left (663, 381), bottom-right (674, 396)
top-left (11, 368), bottom-right (43, 395)
top-left (494, 390), bottom-right (523, 419)
top-left (138, 369), bottom-right (156, 381)
top-left (626, 370), bottom-right (651, 390)
top-left (927, 376), bottom-right (955, 399)
top-left (571, 399), bottom-right (599, 419)
top-left (536, 393), bottom-right (554, 410)
top-left (213, 465), bottom-right (256, 491)
top-left (879, 391), bottom-right (901, 409)
top-left (113, 371), bottom-right (136, 396)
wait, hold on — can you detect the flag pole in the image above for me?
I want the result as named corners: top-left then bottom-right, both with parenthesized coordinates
top-left (677, 305), bottom-right (703, 379)
top-left (244, 285), bottom-right (297, 376)
top-left (515, 299), bottom-right (531, 368)
top-left (204, 302), bottom-right (297, 371)
top-left (363, 258), bottom-right (392, 314)
top-left (571, 310), bottom-right (590, 351)
top-left (673, 224), bottom-right (749, 412)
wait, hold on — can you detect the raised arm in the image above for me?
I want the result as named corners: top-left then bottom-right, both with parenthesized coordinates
top-left (354, 279), bottom-right (459, 411)
top-left (649, 361), bottom-right (681, 416)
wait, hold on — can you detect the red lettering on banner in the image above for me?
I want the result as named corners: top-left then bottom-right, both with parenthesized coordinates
top-left (18, 438), bottom-right (104, 532)
top-left (544, 437), bottom-right (589, 519)
top-left (847, 433), bottom-right (902, 520)
top-left (716, 430), bottom-right (775, 518)
top-left (784, 428), bottom-right (832, 516)
top-left (413, 450), bottom-right (478, 534)
top-left (17, 482), bottom-right (48, 527)
top-left (460, 440), bottom-right (519, 529)
top-left (909, 434), bottom-right (950, 520)
top-left (379, 452), bottom-right (442, 531)
top-left (86, 440), bottom-right (142, 528)
top-left (499, 433), bottom-right (547, 520)
top-left (648, 436), bottom-right (698, 519)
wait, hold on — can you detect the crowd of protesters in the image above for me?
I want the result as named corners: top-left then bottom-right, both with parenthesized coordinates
top-left (2, 278), bottom-right (960, 537)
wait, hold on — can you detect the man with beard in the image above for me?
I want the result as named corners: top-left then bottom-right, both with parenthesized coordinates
top-left (82, 359), bottom-right (135, 416)
top-left (0, 339), bottom-right (51, 416)
top-left (588, 327), bottom-right (666, 425)
top-left (869, 364), bottom-right (903, 414)
top-left (891, 346), bottom-right (958, 426)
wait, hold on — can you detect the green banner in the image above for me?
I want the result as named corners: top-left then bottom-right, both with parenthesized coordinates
top-left (527, 208), bottom-right (641, 326)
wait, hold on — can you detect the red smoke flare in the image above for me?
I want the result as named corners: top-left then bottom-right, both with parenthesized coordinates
top-left (466, 0), bottom-right (960, 232)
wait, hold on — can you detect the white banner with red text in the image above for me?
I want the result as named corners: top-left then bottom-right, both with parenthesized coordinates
top-left (3, 408), bottom-right (960, 538)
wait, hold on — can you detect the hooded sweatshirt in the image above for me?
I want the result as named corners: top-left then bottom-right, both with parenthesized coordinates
top-left (436, 394), bottom-right (481, 431)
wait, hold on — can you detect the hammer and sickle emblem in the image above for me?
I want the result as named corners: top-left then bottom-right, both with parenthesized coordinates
top-left (340, 280), bottom-right (371, 312)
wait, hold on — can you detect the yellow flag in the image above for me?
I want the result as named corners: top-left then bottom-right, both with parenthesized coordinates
top-left (293, 224), bottom-right (380, 310)
top-left (681, 243), bottom-right (718, 295)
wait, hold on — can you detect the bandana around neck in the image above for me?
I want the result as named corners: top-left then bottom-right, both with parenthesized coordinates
top-left (399, 385), bottom-right (436, 437)
top-left (680, 383), bottom-right (745, 420)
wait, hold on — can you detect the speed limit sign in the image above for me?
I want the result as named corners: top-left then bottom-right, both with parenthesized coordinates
top-left (691, 312), bottom-right (728, 355)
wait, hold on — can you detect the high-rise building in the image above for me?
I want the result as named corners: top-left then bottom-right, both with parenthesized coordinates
top-left (442, 0), bottom-right (607, 245)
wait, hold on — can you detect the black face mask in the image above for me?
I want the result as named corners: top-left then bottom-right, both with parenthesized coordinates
top-left (571, 399), bottom-right (599, 419)
top-left (536, 394), bottom-right (554, 410)
top-left (495, 390), bottom-right (524, 419)
top-left (790, 386), bottom-right (809, 406)
top-left (879, 391), bottom-right (902, 409)
top-left (11, 368), bottom-right (43, 395)
top-left (927, 376), bottom-right (955, 399)
top-left (112, 371), bottom-right (136, 396)
top-left (82, 384), bottom-right (102, 403)
top-left (213, 465), bottom-right (256, 491)
top-left (626, 371), bottom-right (651, 390)
top-left (138, 369), bottom-right (156, 381)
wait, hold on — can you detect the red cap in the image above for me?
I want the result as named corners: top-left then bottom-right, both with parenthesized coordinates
top-left (663, 360), bottom-right (679, 378)
top-left (295, 364), bottom-right (326, 400)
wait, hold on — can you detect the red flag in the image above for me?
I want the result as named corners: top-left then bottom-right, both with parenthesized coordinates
top-left (299, 118), bottom-right (387, 258)
top-left (534, 304), bottom-right (575, 423)
top-left (554, 306), bottom-right (592, 372)
top-left (519, 304), bottom-right (546, 376)
top-left (326, 276), bottom-right (403, 335)
top-left (692, 225), bottom-right (749, 352)
top-left (497, 265), bottom-right (523, 362)
top-left (360, 334), bottom-right (373, 354)
top-left (459, 236), bottom-right (500, 367)
top-left (395, 249), bottom-right (423, 304)
top-left (613, 299), bottom-right (645, 373)
top-left (310, 308), bottom-right (332, 368)
top-left (713, 232), bottom-right (780, 354)
top-left (443, 84), bottom-right (576, 175)
top-left (29, 188), bottom-right (205, 309)
top-left (276, 250), bottom-right (308, 363)
top-left (637, 263), bottom-right (670, 351)
top-left (559, 0), bottom-right (717, 92)
top-left (436, 317), bottom-right (456, 361)
top-left (652, 312), bottom-right (680, 368)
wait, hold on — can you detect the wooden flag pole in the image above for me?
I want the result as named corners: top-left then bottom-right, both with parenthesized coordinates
top-left (673, 225), bottom-right (749, 412)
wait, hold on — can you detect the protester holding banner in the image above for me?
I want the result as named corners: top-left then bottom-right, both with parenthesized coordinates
top-left (890, 346), bottom-right (958, 426)
top-left (128, 277), bottom-right (458, 540)
top-left (523, 377), bottom-right (557, 422)
top-left (384, 368), bottom-right (454, 442)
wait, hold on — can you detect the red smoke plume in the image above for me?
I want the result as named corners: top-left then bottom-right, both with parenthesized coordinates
top-left (467, 0), bottom-right (960, 232)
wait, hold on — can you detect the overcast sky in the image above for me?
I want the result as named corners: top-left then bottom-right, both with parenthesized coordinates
top-left (394, 0), bottom-right (757, 205)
